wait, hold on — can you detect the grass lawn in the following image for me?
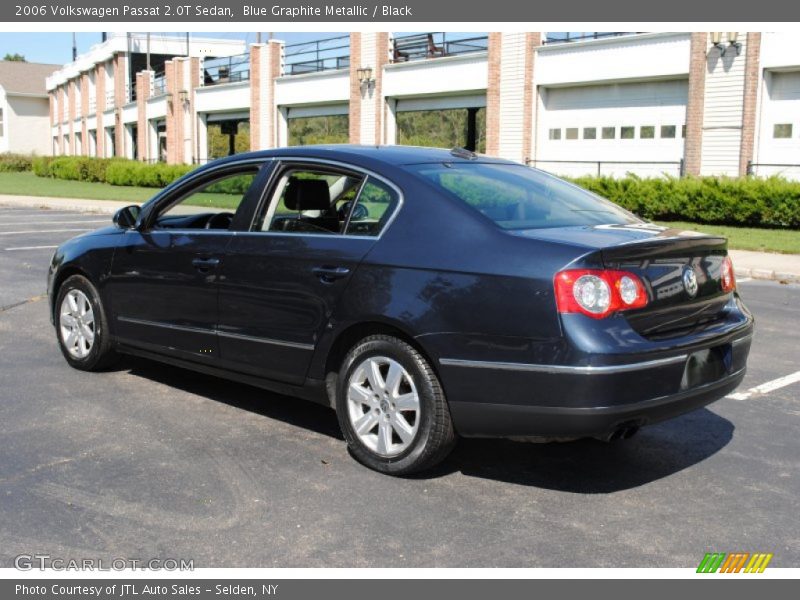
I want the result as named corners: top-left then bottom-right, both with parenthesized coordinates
top-left (657, 221), bottom-right (800, 255)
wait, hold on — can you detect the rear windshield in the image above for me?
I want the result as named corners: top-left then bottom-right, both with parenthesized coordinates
top-left (409, 163), bottom-right (639, 230)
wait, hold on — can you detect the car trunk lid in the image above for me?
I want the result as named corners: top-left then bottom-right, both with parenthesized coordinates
top-left (512, 223), bottom-right (732, 338)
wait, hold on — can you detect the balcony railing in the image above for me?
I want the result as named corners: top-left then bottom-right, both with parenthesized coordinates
top-left (153, 72), bottom-right (167, 96)
top-left (391, 33), bottom-right (488, 63)
top-left (203, 53), bottom-right (250, 86)
top-left (543, 32), bottom-right (641, 45)
top-left (285, 34), bottom-right (350, 75)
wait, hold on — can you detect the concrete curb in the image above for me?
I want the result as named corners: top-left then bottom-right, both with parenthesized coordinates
top-left (735, 267), bottom-right (800, 284)
top-left (0, 194), bottom-right (129, 215)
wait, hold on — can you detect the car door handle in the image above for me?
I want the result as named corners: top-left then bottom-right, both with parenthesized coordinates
top-left (312, 266), bottom-right (351, 282)
top-left (192, 257), bottom-right (220, 271)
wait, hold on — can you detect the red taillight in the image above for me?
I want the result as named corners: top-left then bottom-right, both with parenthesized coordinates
top-left (721, 256), bottom-right (736, 293)
top-left (554, 269), bottom-right (648, 319)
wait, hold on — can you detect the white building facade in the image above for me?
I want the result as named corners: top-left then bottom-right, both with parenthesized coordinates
top-left (45, 32), bottom-right (800, 179)
top-left (0, 60), bottom-right (60, 155)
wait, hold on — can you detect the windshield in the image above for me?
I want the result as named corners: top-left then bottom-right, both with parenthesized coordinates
top-left (409, 163), bottom-right (640, 230)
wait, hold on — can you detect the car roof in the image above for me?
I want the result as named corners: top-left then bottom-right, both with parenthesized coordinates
top-left (205, 144), bottom-right (519, 170)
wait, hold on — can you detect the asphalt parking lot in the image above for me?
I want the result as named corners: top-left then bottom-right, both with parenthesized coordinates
top-left (0, 205), bottom-right (798, 568)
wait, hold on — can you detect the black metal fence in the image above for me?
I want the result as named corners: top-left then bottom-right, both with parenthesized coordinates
top-left (747, 161), bottom-right (800, 177)
top-left (543, 32), bottom-right (641, 45)
top-left (392, 33), bottom-right (488, 62)
top-left (152, 72), bottom-right (166, 96)
top-left (203, 53), bottom-right (250, 86)
top-left (527, 158), bottom-right (685, 177)
top-left (285, 35), bottom-right (351, 75)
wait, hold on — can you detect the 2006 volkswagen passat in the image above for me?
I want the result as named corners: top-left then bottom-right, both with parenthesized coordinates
top-left (48, 146), bottom-right (753, 475)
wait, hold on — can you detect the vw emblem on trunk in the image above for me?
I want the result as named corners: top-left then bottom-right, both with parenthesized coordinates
top-left (683, 267), bottom-right (699, 298)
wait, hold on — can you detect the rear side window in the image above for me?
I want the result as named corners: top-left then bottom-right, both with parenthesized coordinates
top-left (345, 177), bottom-right (398, 237)
top-left (409, 163), bottom-right (639, 230)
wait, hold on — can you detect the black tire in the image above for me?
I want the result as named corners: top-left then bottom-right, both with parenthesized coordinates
top-left (54, 274), bottom-right (118, 371)
top-left (335, 334), bottom-right (456, 475)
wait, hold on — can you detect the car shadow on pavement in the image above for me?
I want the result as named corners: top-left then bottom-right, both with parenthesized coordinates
top-left (121, 356), bottom-right (344, 440)
top-left (118, 356), bottom-right (733, 493)
top-left (432, 408), bottom-right (734, 492)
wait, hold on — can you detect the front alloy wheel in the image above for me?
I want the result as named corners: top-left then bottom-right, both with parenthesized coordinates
top-left (55, 274), bottom-right (118, 371)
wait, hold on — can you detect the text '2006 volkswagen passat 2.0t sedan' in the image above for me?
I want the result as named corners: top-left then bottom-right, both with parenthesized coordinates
top-left (48, 146), bottom-right (753, 475)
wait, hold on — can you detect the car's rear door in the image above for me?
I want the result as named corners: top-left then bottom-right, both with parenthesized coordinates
top-left (108, 160), bottom-right (270, 362)
top-left (215, 160), bottom-right (400, 385)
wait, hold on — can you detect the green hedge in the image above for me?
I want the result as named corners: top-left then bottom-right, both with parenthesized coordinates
top-left (569, 175), bottom-right (800, 229)
top-left (0, 153), bottom-right (34, 172)
top-left (32, 155), bottom-right (194, 188)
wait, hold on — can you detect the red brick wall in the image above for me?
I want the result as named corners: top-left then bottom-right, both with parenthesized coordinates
top-left (521, 32), bottom-right (541, 162)
top-left (739, 33), bottom-right (762, 176)
top-left (67, 81), bottom-right (76, 154)
top-left (114, 54), bottom-right (127, 157)
top-left (136, 71), bottom-right (152, 161)
top-left (374, 33), bottom-right (389, 144)
top-left (250, 45), bottom-right (262, 150)
top-left (485, 33), bottom-right (502, 156)
top-left (684, 32), bottom-right (708, 176)
top-left (95, 64), bottom-right (105, 158)
top-left (349, 33), bottom-right (362, 144)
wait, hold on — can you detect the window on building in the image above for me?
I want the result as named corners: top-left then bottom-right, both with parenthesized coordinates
top-left (682, 125), bottom-right (687, 138)
top-left (661, 125), bottom-right (676, 139)
top-left (288, 114), bottom-right (349, 147)
top-left (549, 128), bottom-right (561, 140)
top-left (621, 126), bottom-right (635, 139)
top-left (0, 108), bottom-right (4, 137)
top-left (773, 124), bottom-right (793, 139)
top-left (396, 108), bottom-right (485, 152)
top-left (602, 127), bottom-right (616, 139)
top-left (583, 127), bottom-right (597, 140)
top-left (565, 128), bottom-right (578, 140)
top-left (640, 126), bottom-right (655, 139)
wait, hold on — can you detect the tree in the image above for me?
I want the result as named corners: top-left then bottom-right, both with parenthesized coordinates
top-left (3, 53), bottom-right (26, 62)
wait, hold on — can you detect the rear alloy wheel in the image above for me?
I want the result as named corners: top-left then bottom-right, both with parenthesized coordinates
top-left (336, 335), bottom-right (456, 475)
top-left (55, 275), bottom-right (118, 371)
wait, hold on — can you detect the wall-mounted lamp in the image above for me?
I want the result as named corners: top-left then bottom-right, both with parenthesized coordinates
top-left (178, 89), bottom-right (189, 104)
top-left (356, 66), bottom-right (375, 87)
top-left (711, 32), bottom-right (741, 56)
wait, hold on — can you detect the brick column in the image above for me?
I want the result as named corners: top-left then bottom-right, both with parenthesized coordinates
top-left (374, 32), bottom-right (390, 144)
top-left (739, 33), bottom-right (762, 176)
top-left (95, 63), bottom-right (106, 158)
top-left (67, 80), bottom-right (76, 155)
top-left (136, 71), bottom-right (153, 161)
top-left (165, 57), bottom-right (200, 164)
top-left (80, 73), bottom-right (89, 155)
top-left (114, 53), bottom-right (128, 157)
top-left (57, 86), bottom-right (65, 154)
top-left (485, 33), bottom-right (502, 156)
top-left (521, 33), bottom-right (541, 162)
top-left (348, 32), bottom-right (363, 144)
top-left (684, 32), bottom-right (708, 176)
top-left (250, 40), bottom-right (284, 150)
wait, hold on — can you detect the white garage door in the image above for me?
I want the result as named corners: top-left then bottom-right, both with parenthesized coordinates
top-left (755, 71), bottom-right (800, 179)
top-left (535, 80), bottom-right (688, 177)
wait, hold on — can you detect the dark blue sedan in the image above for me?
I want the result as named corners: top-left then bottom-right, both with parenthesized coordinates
top-left (47, 146), bottom-right (753, 475)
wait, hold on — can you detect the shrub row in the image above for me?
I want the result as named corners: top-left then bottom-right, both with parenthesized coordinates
top-left (568, 175), bottom-right (800, 229)
top-left (0, 153), bottom-right (34, 172)
top-left (32, 155), bottom-right (194, 188)
top-left (15, 155), bottom-right (800, 228)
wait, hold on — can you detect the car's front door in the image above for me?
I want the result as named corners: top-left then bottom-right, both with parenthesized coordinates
top-left (108, 161), bottom-right (269, 361)
top-left (216, 162), bottom-right (400, 385)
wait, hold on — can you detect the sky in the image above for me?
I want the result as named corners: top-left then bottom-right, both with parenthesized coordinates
top-left (0, 32), bottom-right (345, 65)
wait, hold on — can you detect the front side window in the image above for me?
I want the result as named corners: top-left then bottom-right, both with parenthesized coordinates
top-left (410, 163), bottom-right (639, 231)
top-left (153, 168), bottom-right (260, 230)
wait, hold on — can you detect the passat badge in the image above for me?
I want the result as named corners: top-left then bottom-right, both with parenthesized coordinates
top-left (683, 267), bottom-right (699, 298)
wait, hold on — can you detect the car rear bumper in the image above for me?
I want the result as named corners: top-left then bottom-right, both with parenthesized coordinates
top-left (440, 327), bottom-right (753, 439)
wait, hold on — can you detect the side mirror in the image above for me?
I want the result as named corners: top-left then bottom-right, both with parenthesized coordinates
top-left (113, 205), bottom-right (141, 230)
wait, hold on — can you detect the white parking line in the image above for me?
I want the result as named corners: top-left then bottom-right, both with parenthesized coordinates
top-left (0, 228), bottom-right (92, 236)
top-left (0, 220), bottom-right (107, 226)
top-left (727, 371), bottom-right (800, 400)
top-left (4, 245), bottom-right (59, 251)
